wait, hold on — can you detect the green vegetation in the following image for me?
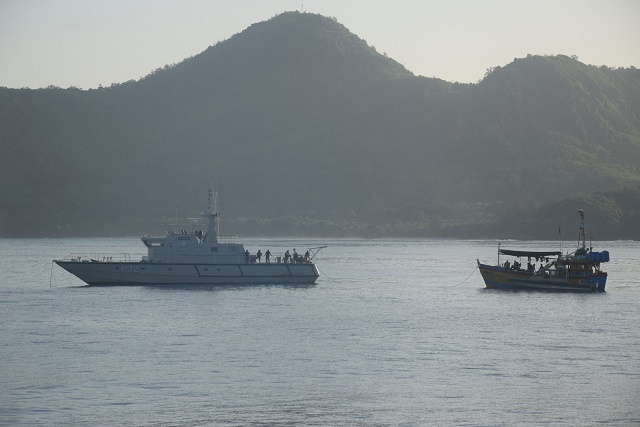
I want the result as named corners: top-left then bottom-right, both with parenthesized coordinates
top-left (1, 12), bottom-right (640, 239)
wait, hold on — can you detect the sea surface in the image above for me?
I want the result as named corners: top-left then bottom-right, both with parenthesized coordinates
top-left (1, 237), bottom-right (639, 426)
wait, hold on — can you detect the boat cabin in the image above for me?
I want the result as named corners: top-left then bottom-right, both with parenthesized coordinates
top-left (141, 233), bottom-right (246, 264)
top-left (139, 210), bottom-right (247, 264)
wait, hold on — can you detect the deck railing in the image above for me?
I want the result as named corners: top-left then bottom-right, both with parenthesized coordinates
top-left (60, 253), bottom-right (144, 263)
top-left (217, 235), bottom-right (239, 244)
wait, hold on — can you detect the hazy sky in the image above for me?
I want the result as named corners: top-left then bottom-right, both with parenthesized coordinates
top-left (1, 0), bottom-right (638, 89)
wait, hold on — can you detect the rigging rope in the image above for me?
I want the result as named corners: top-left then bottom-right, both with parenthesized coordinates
top-left (315, 265), bottom-right (336, 282)
top-left (453, 264), bottom-right (478, 287)
top-left (49, 261), bottom-right (55, 288)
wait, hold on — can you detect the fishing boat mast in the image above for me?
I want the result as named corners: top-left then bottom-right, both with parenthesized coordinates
top-left (577, 209), bottom-right (586, 250)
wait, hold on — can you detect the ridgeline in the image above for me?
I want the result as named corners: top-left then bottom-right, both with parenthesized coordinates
top-left (1, 12), bottom-right (640, 239)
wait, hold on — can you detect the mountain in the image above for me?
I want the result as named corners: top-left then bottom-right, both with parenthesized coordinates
top-left (464, 55), bottom-right (640, 200)
top-left (1, 11), bottom-right (640, 239)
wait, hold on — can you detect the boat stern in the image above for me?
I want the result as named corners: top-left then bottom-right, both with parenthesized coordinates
top-left (589, 273), bottom-right (607, 292)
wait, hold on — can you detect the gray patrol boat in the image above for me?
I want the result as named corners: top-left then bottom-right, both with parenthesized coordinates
top-left (54, 196), bottom-right (322, 286)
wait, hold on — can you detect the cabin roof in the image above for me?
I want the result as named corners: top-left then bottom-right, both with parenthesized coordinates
top-left (499, 249), bottom-right (562, 257)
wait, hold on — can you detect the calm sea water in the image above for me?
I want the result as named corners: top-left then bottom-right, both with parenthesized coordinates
top-left (1, 237), bottom-right (639, 426)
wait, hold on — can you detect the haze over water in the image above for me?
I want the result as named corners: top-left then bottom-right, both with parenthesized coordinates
top-left (2, 237), bottom-right (639, 425)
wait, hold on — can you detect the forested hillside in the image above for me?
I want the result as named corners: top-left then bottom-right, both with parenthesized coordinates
top-left (1, 12), bottom-right (639, 239)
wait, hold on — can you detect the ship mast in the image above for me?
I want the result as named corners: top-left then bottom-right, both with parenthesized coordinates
top-left (203, 188), bottom-right (220, 244)
top-left (577, 209), bottom-right (586, 250)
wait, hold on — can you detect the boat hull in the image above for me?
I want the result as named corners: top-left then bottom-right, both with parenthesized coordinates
top-left (478, 264), bottom-right (606, 292)
top-left (55, 261), bottom-right (319, 286)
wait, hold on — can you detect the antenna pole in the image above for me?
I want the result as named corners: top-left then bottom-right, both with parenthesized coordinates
top-left (561, 212), bottom-right (565, 254)
top-left (207, 187), bottom-right (220, 240)
top-left (215, 191), bottom-right (219, 238)
top-left (578, 209), bottom-right (585, 249)
top-left (175, 183), bottom-right (179, 227)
